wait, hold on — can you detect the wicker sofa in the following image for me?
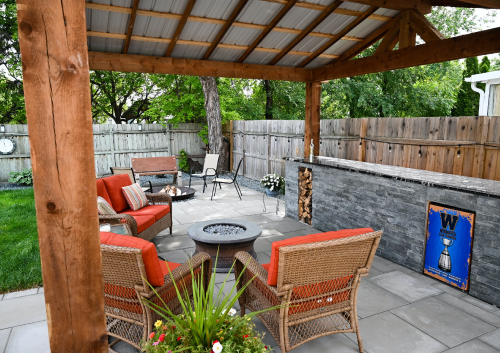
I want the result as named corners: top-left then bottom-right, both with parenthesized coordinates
top-left (97, 174), bottom-right (173, 241)
top-left (100, 231), bottom-right (212, 352)
top-left (234, 228), bottom-right (382, 353)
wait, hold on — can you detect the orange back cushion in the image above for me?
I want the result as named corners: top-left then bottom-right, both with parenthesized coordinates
top-left (102, 174), bottom-right (133, 212)
top-left (267, 228), bottom-right (374, 286)
top-left (100, 231), bottom-right (166, 286)
top-left (96, 179), bottom-right (112, 205)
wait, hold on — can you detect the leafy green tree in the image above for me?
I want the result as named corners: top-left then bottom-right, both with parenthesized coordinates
top-left (452, 57), bottom-right (480, 116)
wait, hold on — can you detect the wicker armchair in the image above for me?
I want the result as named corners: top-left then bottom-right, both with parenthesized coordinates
top-left (234, 230), bottom-right (382, 353)
top-left (99, 192), bottom-right (173, 241)
top-left (101, 245), bottom-right (212, 353)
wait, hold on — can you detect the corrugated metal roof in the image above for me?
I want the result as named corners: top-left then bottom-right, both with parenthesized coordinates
top-left (86, 0), bottom-right (400, 69)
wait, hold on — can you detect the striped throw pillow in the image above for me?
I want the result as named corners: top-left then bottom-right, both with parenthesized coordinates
top-left (122, 183), bottom-right (149, 211)
top-left (97, 196), bottom-right (117, 215)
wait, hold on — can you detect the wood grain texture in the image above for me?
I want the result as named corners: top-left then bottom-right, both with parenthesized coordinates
top-left (165, 0), bottom-right (197, 57)
top-left (123, 0), bottom-right (140, 54)
top-left (304, 82), bottom-right (321, 157)
top-left (314, 27), bottom-right (500, 81)
top-left (16, 0), bottom-right (107, 351)
top-left (88, 51), bottom-right (312, 81)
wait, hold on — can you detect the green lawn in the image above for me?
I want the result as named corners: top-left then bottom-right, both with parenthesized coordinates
top-left (0, 188), bottom-right (42, 293)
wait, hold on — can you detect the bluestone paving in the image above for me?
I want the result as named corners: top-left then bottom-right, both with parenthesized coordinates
top-left (344, 312), bottom-right (447, 353)
top-left (356, 280), bottom-right (409, 318)
top-left (443, 339), bottom-right (500, 353)
top-left (436, 293), bottom-right (500, 327)
top-left (5, 320), bottom-right (50, 353)
top-left (370, 271), bottom-right (442, 302)
top-left (462, 296), bottom-right (499, 312)
top-left (2, 183), bottom-right (500, 353)
top-left (391, 297), bottom-right (495, 348)
top-left (3, 288), bottom-right (38, 300)
top-left (0, 328), bottom-right (11, 353)
top-left (479, 328), bottom-right (500, 350)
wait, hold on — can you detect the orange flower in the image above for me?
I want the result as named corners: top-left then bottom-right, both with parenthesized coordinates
top-left (149, 332), bottom-right (155, 339)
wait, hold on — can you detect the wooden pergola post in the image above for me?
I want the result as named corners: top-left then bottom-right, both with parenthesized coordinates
top-left (16, 0), bottom-right (107, 352)
top-left (304, 81), bottom-right (321, 158)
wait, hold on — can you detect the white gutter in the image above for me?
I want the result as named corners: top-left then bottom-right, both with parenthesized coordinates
top-left (466, 78), bottom-right (486, 115)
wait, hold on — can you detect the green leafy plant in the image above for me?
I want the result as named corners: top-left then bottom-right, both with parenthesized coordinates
top-left (260, 174), bottom-right (284, 192)
top-left (178, 149), bottom-right (190, 173)
top-left (8, 168), bottom-right (33, 186)
top-left (142, 258), bottom-right (276, 353)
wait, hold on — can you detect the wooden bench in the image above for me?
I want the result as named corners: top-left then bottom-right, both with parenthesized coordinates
top-left (131, 156), bottom-right (178, 184)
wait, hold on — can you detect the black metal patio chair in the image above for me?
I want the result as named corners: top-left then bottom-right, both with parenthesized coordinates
top-left (211, 158), bottom-right (244, 201)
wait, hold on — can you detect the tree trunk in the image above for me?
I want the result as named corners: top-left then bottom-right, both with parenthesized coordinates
top-left (199, 76), bottom-right (229, 172)
top-left (264, 80), bottom-right (273, 120)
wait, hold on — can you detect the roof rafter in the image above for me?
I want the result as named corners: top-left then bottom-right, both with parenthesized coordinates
top-left (269, 0), bottom-right (344, 65)
top-left (123, 0), bottom-right (141, 54)
top-left (165, 0), bottom-right (197, 57)
top-left (236, 0), bottom-right (299, 63)
top-left (455, 0), bottom-right (500, 8)
top-left (313, 26), bottom-right (500, 81)
top-left (298, 6), bottom-right (378, 68)
top-left (87, 31), bottom-right (340, 59)
top-left (203, 0), bottom-right (250, 60)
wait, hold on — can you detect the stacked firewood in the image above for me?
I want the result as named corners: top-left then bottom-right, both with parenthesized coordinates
top-left (298, 168), bottom-right (312, 225)
top-left (159, 185), bottom-right (178, 196)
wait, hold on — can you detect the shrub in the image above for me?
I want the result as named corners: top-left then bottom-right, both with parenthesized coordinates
top-left (178, 149), bottom-right (190, 173)
top-left (8, 168), bottom-right (33, 186)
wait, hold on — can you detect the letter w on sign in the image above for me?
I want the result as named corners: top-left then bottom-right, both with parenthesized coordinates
top-left (440, 213), bottom-right (459, 231)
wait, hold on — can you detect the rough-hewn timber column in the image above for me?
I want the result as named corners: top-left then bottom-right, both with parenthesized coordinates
top-left (16, 0), bottom-right (107, 352)
top-left (304, 82), bottom-right (321, 157)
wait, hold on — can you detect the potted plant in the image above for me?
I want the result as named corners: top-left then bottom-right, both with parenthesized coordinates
top-left (142, 259), bottom-right (275, 353)
top-left (260, 174), bottom-right (284, 197)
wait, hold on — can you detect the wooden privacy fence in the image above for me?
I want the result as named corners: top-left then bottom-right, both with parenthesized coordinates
top-left (224, 116), bottom-right (500, 181)
top-left (0, 123), bottom-right (205, 181)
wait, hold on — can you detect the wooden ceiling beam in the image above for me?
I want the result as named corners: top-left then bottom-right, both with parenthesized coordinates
top-left (87, 31), bottom-right (340, 59)
top-left (409, 9), bottom-right (445, 42)
top-left (164, 0), bottom-right (197, 57)
top-left (374, 14), bottom-right (400, 54)
top-left (203, 0), bottom-right (249, 60)
top-left (313, 26), bottom-right (500, 81)
top-left (399, 10), bottom-right (416, 49)
top-left (269, 0), bottom-right (344, 65)
top-left (236, 0), bottom-right (299, 63)
top-left (88, 52), bottom-right (312, 82)
top-left (123, 0), bottom-right (140, 54)
top-left (455, 0), bottom-right (500, 8)
top-left (333, 0), bottom-right (432, 13)
top-left (430, 0), bottom-right (491, 7)
top-left (298, 6), bottom-right (378, 68)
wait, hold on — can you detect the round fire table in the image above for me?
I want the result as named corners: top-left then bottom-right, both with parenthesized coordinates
top-left (187, 219), bottom-right (262, 272)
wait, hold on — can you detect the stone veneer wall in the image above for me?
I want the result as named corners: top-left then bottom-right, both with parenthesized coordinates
top-left (285, 159), bottom-right (500, 307)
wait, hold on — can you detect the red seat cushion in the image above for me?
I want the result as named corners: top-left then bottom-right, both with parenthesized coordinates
top-left (121, 205), bottom-right (171, 222)
top-left (100, 232), bottom-right (179, 287)
top-left (266, 228), bottom-right (374, 286)
top-left (96, 179), bottom-right (112, 205)
top-left (262, 263), bottom-right (270, 271)
top-left (132, 215), bottom-right (156, 234)
top-left (102, 174), bottom-right (133, 212)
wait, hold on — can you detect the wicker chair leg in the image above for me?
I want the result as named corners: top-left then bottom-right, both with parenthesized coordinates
top-left (354, 313), bottom-right (364, 353)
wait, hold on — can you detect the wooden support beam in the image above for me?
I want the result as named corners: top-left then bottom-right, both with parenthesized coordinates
top-left (408, 9), bottom-right (445, 42)
top-left (203, 0), bottom-right (249, 60)
top-left (88, 51), bottom-right (312, 81)
top-left (430, 0), bottom-right (495, 7)
top-left (123, 0), bottom-right (140, 54)
top-left (456, 0), bottom-right (500, 8)
top-left (87, 31), bottom-right (339, 59)
top-left (165, 0), bottom-right (197, 57)
top-left (374, 16), bottom-right (400, 54)
top-left (16, 0), bottom-right (107, 352)
top-left (236, 0), bottom-right (299, 63)
top-left (298, 6), bottom-right (378, 68)
top-left (333, 0), bottom-right (432, 13)
top-left (313, 27), bottom-right (500, 81)
top-left (268, 0), bottom-right (343, 65)
top-left (304, 82), bottom-right (321, 157)
top-left (399, 10), bottom-right (416, 49)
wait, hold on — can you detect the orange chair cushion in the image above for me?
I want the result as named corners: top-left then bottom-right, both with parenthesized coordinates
top-left (102, 174), bottom-right (133, 212)
top-left (121, 205), bottom-right (171, 222)
top-left (132, 215), bottom-right (156, 234)
top-left (96, 179), bottom-right (112, 206)
top-left (266, 228), bottom-right (374, 286)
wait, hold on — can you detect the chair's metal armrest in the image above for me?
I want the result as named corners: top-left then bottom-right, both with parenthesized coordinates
top-left (143, 252), bottom-right (212, 299)
top-left (234, 251), bottom-right (282, 298)
top-left (146, 193), bottom-right (173, 207)
top-left (99, 214), bottom-right (138, 237)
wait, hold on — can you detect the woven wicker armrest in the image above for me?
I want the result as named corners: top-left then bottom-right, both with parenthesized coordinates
top-left (146, 193), bottom-right (173, 206)
top-left (99, 214), bottom-right (138, 237)
top-left (356, 267), bottom-right (370, 278)
top-left (234, 251), bottom-right (282, 297)
top-left (142, 252), bottom-right (212, 299)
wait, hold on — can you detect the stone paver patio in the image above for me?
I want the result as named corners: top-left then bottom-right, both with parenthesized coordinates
top-left (1, 181), bottom-right (499, 353)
